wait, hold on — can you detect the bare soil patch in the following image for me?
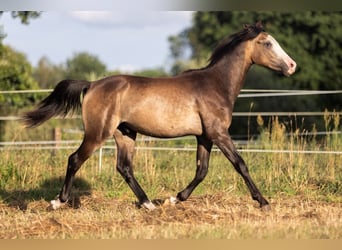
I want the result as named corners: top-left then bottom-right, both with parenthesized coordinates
top-left (0, 192), bottom-right (341, 239)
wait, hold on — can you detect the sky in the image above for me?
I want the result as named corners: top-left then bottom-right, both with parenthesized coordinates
top-left (0, 11), bottom-right (193, 72)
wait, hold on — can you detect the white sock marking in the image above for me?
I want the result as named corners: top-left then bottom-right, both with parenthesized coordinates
top-left (142, 201), bottom-right (156, 210)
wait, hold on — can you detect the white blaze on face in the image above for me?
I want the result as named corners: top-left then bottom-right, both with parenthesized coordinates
top-left (267, 34), bottom-right (297, 76)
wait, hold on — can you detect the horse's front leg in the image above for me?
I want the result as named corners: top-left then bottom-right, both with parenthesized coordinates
top-left (212, 131), bottom-right (270, 211)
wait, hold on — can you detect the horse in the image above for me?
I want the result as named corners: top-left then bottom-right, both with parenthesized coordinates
top-left (22, 22), bottom-right (296, 211)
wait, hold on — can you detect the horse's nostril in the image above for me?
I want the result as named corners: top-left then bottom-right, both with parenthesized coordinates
top-left (291, 61), bottom-right (296, 69)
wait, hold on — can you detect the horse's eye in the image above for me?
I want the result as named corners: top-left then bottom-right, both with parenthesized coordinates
top-left (264, 42), bottom-right (272, 48)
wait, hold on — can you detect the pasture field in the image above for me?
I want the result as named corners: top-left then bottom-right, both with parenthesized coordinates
top-left (0, 115), bottom-right (341, 239)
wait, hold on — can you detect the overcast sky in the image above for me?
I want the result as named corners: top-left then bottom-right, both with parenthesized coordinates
top-left (1, 11), bottom-right (193, 72)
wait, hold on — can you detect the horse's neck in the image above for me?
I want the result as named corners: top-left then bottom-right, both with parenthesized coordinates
top-left (211, 43), bottom-right (252, 104)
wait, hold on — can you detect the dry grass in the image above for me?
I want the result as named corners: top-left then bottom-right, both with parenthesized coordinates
top-left (0, 192), bottom-right (341, 239)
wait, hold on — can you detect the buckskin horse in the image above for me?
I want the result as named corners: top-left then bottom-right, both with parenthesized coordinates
top-left (23, 22), bottom-right (296, 211)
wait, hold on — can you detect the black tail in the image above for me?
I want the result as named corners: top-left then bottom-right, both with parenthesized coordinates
top-left (22, 80), bottom-right (91, 127)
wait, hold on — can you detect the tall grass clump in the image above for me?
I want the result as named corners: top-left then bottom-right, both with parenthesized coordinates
top-left (247, 112), bottom-right (341, 201)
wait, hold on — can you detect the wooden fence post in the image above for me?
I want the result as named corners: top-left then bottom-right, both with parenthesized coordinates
top-left (52, 127), bottom-right (61, 155)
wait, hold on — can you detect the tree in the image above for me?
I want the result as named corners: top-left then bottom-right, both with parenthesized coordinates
top-left (0, 11), bottom-right (41, 41)
top-left (0, 11), bottom-right (41, 24)
top-left (33, 56), bottom-right (65, 89)
top-left (0, 11), bottom-right (42, 108)
top-left (0, 45), bottom-right (40, 109)
top-left (0, 11), bottom-right (42, 140)
top-left (64, 52), bottom-right (107, 80)
top-left (132, 68), bottom-right (168, 78)
top-left (0, 44), bottom-right (42, 140)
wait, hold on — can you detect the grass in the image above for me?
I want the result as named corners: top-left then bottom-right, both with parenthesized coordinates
top-left (0, 113), bottom-right (341, 238)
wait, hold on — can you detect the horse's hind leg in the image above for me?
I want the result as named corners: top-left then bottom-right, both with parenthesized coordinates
top-left (50, 135), bottom-right (103, 210)
top-left (114, 125), bottom-right (155, 210)
top-left (176, 135), bottom-right (212, 202)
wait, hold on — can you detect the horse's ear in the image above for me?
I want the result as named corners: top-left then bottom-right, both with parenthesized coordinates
top-left (243, 24), bottom-right (251, 30)
top-left (255, 21), bottom-right (264, 30)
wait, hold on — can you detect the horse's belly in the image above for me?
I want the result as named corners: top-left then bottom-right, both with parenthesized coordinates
top-left (121, 90), bottom-right (203, 137)
top-left (124, 110), bottom-right (202, 138)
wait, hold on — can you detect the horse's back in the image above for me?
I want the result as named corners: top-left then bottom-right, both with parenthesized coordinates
top-left (83, 74), bottom-right (203, 138)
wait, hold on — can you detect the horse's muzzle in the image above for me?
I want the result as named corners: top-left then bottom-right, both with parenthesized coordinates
top-left (284, 57), bottom-right (297, 76)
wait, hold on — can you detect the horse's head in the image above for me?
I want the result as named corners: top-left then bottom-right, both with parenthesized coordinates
top-left (249, 26), bottom-right (296, 76)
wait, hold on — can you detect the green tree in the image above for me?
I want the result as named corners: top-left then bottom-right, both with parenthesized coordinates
top-left (168, 32), bottom-right (191, 75)
top-left (0, 45), bottom-right (40, 109)
top-left (0, 11), bottom-right (41, 41)
top-left (0, 11), bottom-right (42, 111)
top-left (33, 56), bottom-right (65, 89)
top-left (133, 67), bottom-right (169, 77)
top-left (0, 44), bottom-right (41, 140)
top-left (0, 11), bottom-right (41, 24)
top-left (0, 11), bottom-right (42, 141)
top-left (64, 52), bottom-right (107, 80)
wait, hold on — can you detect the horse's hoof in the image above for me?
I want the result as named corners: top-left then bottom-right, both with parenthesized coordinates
top-left (163, 196), bottom-right (179, 206)
top-left (169, 196), bottom-right (178, 205)
top-left (141, 201), bottom-right (156, 211)
top-left (49, 196), bottom-right (67, 210)
top-left (261, 204), bottom-right (271, 212)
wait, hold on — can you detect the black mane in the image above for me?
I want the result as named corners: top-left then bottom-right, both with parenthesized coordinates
top-left (207, 22), bottom-right (265, 67)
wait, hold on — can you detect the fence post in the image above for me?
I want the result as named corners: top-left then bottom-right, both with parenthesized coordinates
top-left (0, 120), bottom-right (4, 142)
top-left (52, 127), bottom-right (61, 156)
top-left (98, 147), bottom-right (103, 172)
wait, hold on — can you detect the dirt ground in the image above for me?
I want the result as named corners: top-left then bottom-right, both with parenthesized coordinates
top-left (0, 192), bottom-right (341, 239)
